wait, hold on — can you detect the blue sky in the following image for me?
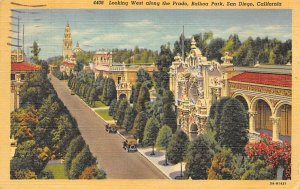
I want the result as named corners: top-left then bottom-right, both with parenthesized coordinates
top-left (12, 9), bottom-right (291, 59)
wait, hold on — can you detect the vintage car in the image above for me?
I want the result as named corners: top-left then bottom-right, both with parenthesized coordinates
top-left (122, 138), bottom-right (137, 152)
top-left (105, 123), bottom-right (118, 133)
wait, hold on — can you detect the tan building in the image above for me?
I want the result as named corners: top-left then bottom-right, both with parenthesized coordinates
top-left (60, 60), bottom-right (76, 76)
top-left (92, 50), bottom-right (156, 100)
top-left (11, 49), bottom-right (26, 62)
top-left (169, 36), bottom-right (291, 142)
top-left (11, 61), bottom-right (41, 111)
top-left (229, 65), bottom-right (291, 142)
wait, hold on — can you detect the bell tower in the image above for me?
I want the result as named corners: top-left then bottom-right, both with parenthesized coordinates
top-left (63, 22), bottom-right (73, 59)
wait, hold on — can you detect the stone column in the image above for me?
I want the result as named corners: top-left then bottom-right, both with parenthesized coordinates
top-left (270, 117), bottom-right (280, 141)
top-left (16, 85), bottom-right (20, 109)
top-left (248, 111), bottom-right (257, 133)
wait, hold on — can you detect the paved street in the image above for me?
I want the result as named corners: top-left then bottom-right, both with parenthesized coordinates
top-left (51, 76), bottom-right (167, 179)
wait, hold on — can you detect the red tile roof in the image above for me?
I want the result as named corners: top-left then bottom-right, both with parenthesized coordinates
top-left (11, 62), bottom-right (41, 72)
top-left (62, 61), bottom-right (76, 68)
top-left (229, 72), bottom-right (291, 88)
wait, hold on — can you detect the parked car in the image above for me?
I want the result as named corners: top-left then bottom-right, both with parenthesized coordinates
top-left (105, 123), bottom-right (118, 133)
top-left (122, 137), bottom-right (137, 152)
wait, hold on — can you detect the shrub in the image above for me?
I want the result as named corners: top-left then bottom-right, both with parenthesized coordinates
top-left (185, 135), bottom-right (213, 179)
top-left (245, 133), bottom-right (291, 179)
top-left (79, 165), bottom-right (106, 179)
top-left (14, 169), bottom-right (37, 179)
top-left (69, 145), bottom-right (96, 179)
top-left (64, 136), bottom-right (85, 176)
top-left (208, 148), bottom-right (237, 180)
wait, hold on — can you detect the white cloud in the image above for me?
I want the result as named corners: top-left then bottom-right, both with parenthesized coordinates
top-left (72, 28), bottom-right (96, 37)
top-left (123, 19), bottom-right (161, 29)
top-left (82, 33), bottom-right (128, 47)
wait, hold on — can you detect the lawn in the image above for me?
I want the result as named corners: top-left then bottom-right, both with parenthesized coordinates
top-left (44, 164), bottom-right (67, 179)
top-left (95, 109), bottom-right (114, 121)
top-left (93, 101), bottom-right (108, 108)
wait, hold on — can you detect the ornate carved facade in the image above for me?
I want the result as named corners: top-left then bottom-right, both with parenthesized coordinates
top-left (170, 37), bottom-right (234, 135)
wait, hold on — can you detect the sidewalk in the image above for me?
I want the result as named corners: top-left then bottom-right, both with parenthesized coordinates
top-left (116, 131), bottom-right (185, 180)
top-left (137, 147), bottom-right (186, 180)
top-left (92, 107), bottom-right (109, 110)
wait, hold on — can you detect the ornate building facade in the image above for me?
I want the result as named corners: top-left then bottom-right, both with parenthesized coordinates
top-left (169, 37), bottom-right (291, 142)
top-left (62, 23), bottom-right (73, 59)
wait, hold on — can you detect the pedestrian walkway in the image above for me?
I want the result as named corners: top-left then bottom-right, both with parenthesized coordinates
top-left (116, 131), bottom-right (185, 179)
top-left (92, 107), bottom-right (109, 110)
top-left (137, 147), bottom-right (186, 179)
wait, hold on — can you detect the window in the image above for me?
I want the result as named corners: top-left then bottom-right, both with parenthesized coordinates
top-left (21, 74), bottom-right (25, 81)
top-left (11, 74), bottom-right (15, 81)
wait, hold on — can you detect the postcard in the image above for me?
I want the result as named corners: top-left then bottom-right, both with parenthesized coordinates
top-left (0, 0), bottom-right (299, 188)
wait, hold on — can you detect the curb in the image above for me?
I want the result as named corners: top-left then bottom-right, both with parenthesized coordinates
top-left (137, 148), bottom-right (172, 180)
top-left (116, 130), bottom-right (171, 180)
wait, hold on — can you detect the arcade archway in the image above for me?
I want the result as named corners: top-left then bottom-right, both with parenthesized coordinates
top-left (276, 104), bottom-right (291, 136)
top-left (253, 99), bottom-right (272, 132)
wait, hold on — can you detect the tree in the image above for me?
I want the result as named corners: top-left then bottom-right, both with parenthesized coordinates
top-left (135, 83), bottom-right (150, 112)
top-left (105, 78), bottom-right (117, 105)
top-left (122, 106), bottom-right (134, 132)
top-left (155, 125), bottom-right (172, 165)
top-left (143, 117), bottom-right (159, 154)
top-left (113, 99), bottom-right (121, 120)
top-left (52, 114), bottom-right (79, 158)
top-left (87, 86), bottom-right (95, 102)
top-left (10, 140), bottom-right (47, 178)
top-left (157, 44), bottom-right (173, 71)
top-left (31, 41), bottom-right (41, 64)
top-left (20, 73), bottom-right (51, 108)
top-left (161, 90), bottom-right (177, 133)
top-left (129, 85), bottom-right (135, 103)
top-left (205, 38), bottom-right (225, 62)
top-left (108, 99), bottom-right (117, 116)
top-left (100, 78), bottom-right (108, 103)
top-left (132, 69), bottom-right (152, 106)
top-left (218, 98), bottom-right (249, 155)
top-left (69, 145), bottom-right (96, 179)
top-left (244, 46), bottom-right (255, 66)
top-left (212, 97), bottom-right (231, 140)
top-left (208, 148), bottom-right (238, 180)
top-left (116, 98), bottom-right (129, 126)
top-left (221, 34), bottom-right (241, 54)
top-left (167, 130), bottom-right (189, 177)
top-left (131, 111), bottom-right (147, 141)
top-left (185, 135), bottom-right (214, 179)
top-left (153, 70), bottom-right (170, 92)
top-left (64, 136), bottom-right (85, 177)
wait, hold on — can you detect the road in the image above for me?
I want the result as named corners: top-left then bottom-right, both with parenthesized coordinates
top-left (51, 76), bottom-right (167, 179)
